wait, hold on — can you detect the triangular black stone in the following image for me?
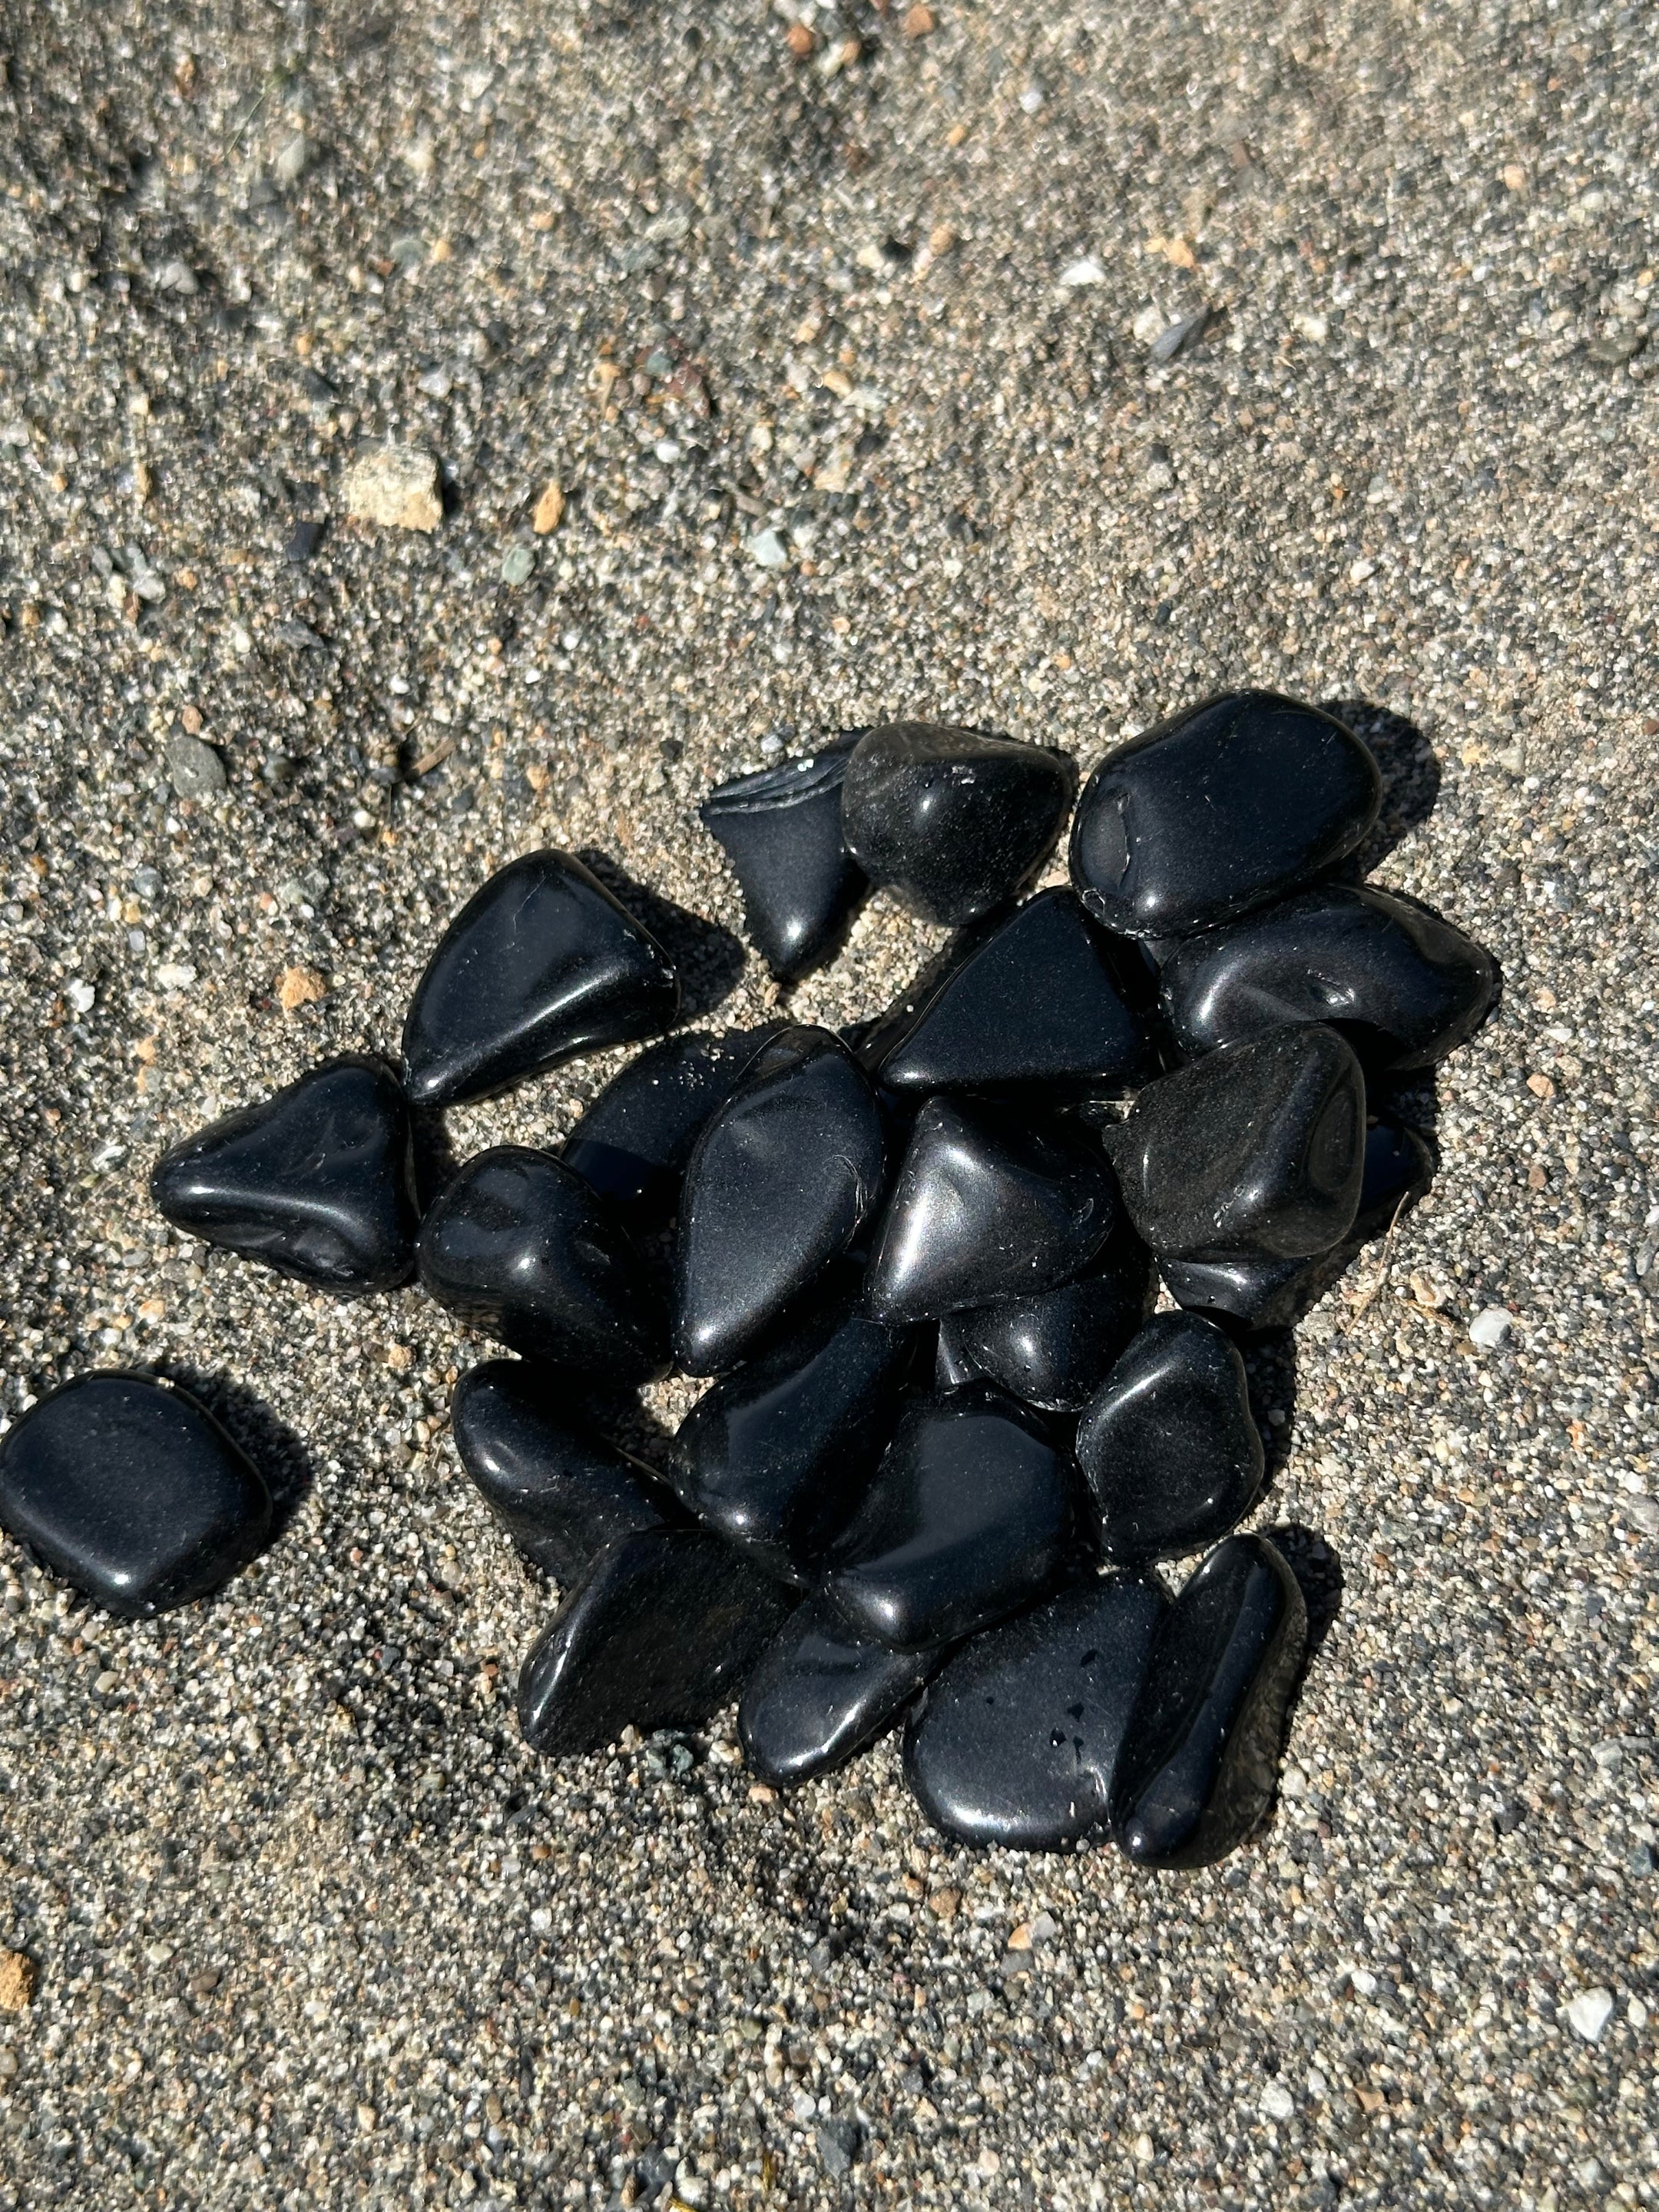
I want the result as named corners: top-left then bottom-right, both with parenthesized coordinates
top-left (700, 737), bottom-right (868, 980)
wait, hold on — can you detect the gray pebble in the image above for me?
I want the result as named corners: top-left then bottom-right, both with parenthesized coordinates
top-left (164, 730), bottom-right (226, 800)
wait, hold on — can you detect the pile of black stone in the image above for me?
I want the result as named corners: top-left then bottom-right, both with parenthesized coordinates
top-left (0, 693), bottom-right (1497, 1867)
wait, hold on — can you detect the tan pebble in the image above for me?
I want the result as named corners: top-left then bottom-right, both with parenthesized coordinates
top-left (928, 1888), bottom-right (960, 1921)
top-left (532, 479), bottom-right (565, 535)
top-left (0, 1950), bottom-right (35, 2012)
top-left (1526, 1071), bottom-right (1555, 1100)
top-left (747, 1783), bottom-right (777, 1804)
top-left (786, 22), bottom-right (814, 56)
top-left (1006, 1922), bottom-right (1033, 1951)
top-left (903, 3), bottom-right (935, 35)
top-left (278, 965), bottom-right (328, 1013)
top-left (343, 445), bottom-right (442, 532)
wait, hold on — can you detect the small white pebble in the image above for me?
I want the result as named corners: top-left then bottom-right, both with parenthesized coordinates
top-left (1260, 2081), bottom-right (1295, 2122)
top-left (748, 528), bottom-right (789, 571)
top-left (66, 981), bottom-right (96, 1015)
top-left (1565, 1987), bottom-right (1615, 2043)
top-left (1469, 1306), bottom-right (1512, 1349)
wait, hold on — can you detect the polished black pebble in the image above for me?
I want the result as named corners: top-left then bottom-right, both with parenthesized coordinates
top-left (875, 889), bottom-right (1154, 1097)
top-left (672, 1294), bottom-right (918, 1582)
top-left (1070, 690), bottom-right (1382, 940)
top-left (674, 1026), bottom-right (886, 1375)
top-left (822, 1387), bottom-right (1079, 1651)
top-left (419, 1146), bottom-right (668, 1384)
top-left (0, 1373), bottom-right (273, 1618)
top-left (562, 1028), bottom-right (771, 1224)
top-left (936, 1224), bottom-right (1155, 1412)
top-left (1110, 1534), bottom-right (1306, 1867)
top-left (700, 737), bottom-right (867, 979)
top-left (840, 722), bottom-right (1078, 927)
top-left (903, 1576), bottom-right (1167, 1848)
top-left (402, 849), bottom-right (679, 1108)
top-left (1076, 1313), bottom-right (1264, 1564)
top-left (518, 1527), bottom-right (793, 1755)
top-left (740, 1592), bottom-right (940, 1786)
top-left (1110, 1024), bottom-right (1364, 1260)
top-left (451, 1360), bottom-right (673, 1582)
top-left (151, 1055), bottom-right (419, 1295)
top-left (1158, 882), bottom-right (1498, 1072)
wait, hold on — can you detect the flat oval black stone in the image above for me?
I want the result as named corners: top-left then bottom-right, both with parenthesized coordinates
top-left (740, 1592), bottom-right (940, 1786)
top-left (674, 1026), bottom-right (886, 1375)
top-left (1110, 1533), bottom-right (1307, 1868)
top-left (1070, 690), bottom-right (1382, 939)
top-left (451, 1359), bottom-right (673, 1582)
top-left (841, 723), bottom-right (1078, 926)
top-left (903, 1575), bottom-right (1167, 1848)
top-left (517, 1527), bottom-right (793, 1755)
top-left (700, 737), bottom-right (867, 979)
top-left (561, 1028), bottom-right (773, 1224)
top-left (937, 1224), bottom-right (1155, 1412)
top-left (1158, 882), bottom-right (1498, 1073)
top-left (0, 1373), bottom-right (273, 1618)
top-left (1110, 1024), bottom-right (1364, 1260)
top-left (419, 1145), bottom-right (668, 1384)
top-left (865, 1098), bottom-right (1118, 1323)
top-left (672, 1295), bottom-right (918, 1582)
top-left (1077, 1313), bottom-right (1264, 1564)
top-left (151, 1054), bottom-right (418, 1296)
top-left (821, 1387), bottom-right (1079, 1651)
top-left (402, 849), bottom-right (679, 1108)
top-left (875, 889), bottom-right (1154, 1097)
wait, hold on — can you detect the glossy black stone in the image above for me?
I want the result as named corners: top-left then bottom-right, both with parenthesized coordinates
top-left (151, 1054), bottom-right (418, 1295)
top-left (672, 1295), bottom-right (918, 1582)
top-left (821, 1387), bottom-right (1079, 1651)
top-left (517, 1527), bottom-right (793, 1755)
top-left (936, 1224), bottom-right (1155, 1412)
top-left (1070, 690), bottom-right (1382, 940)
top-left (561, 1029), bottom-right (770, 1224)
top-left (673, 1027), bottom-right (887, 1375)
top-left (402, 849), bottom-right (679, 1108)
top-left (865, 1097), bottom-right (1118, 1323)
top-left (874, 889), bottom-right (1154, 1097)
top-left (1076, 1313), bottom-right (1264, 1564)
top-left (451, 1360), bottom-right (673, 1582)
top-left (700, 737), bottom-right (867, 979)
top-left (904, 1576), bottom-right (1167, 1848)
top-left (740, 1592), bottom-right (939, 1786)
top-left (1110, 1534), bottom-right (1307, 1868)
top-left (1158, 882), bottom-right (1498, 1072)
top-left (0, 1373), bottom-right (273, 1618)
top-left (419, 1146), bottom-right (668, 1384)
top-left (840, 722), bottom-right (1078, 927)
top-left (1110, 1024), bottom-right (1365, 1260)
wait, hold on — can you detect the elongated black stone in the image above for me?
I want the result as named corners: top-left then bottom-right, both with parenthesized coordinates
top-left (561, 1028), bottom-right (773, 1224)
top-left (740, 1592), bottom-right (940, 1786)
top-left (402, 849), bottom-right (679, 1108)
top-left (822, 1388), bottom-right (1079, 1651)
top-left (841, 723), bottom-right (1078, 926)
top-left (518, 1527), bottom-right (793, 1755)
top-left (0, 1373), bottom-right (273, 1618)
top-left (1076, 1313), bottom-right (1264, 1564)
top-left (671, 1294), bottom-right (918, 1582)
top-left (865, 1098), bottom-right (1118, 1323)
top-left (935, 1224), bottom-right (1155, 1412)
top-left (1070, 690), bottom-right (1381, 939)
top-left (1158, 882), bottom-right (1498, 1072)
top-left (874, 889), bottom-right (1154, 1097)
top-left (1110, 1025), bottom-right (1364, 1260)
top-left (419, 1146), bottom-right (668, 1383)
top-left (700, 737), bottom-right (867, 979)
top-left (674, 1026), bottom-right (886, 1375)
top-left (1111, 1534), bottom-right (1306, 1868)
top-left (451, 1360), bottom-right (673, 1582)
top-left (903, 1576), bottom-right (1167, 1848)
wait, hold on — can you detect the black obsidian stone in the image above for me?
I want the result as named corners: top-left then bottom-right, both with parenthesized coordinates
top-left (402, 849), bottom-right (679, 1108)
top-left (1076, 1313), bottom-right (1264, 1564)
top-left (865, 1098), bottom-right (1118, 1323)
top-left (936, 1224), bottom-right (1155, 1412)
top-left (561, 1029), bottom-right (771, 1224)
top-left (1111, 1534), bottom-right (1307, 1868)
top-left (671, 1295), bottom-right (918, 1583)
top-left (821, 1387), bottom-right (1078, 1651)
top-left (1158, 882), bottom-right (1498, 1073)
top-left (1110, 1025), bottom-right (1365, 1261)
top-left (151, 1054), bottom-right (419, 1296)
top-left (840, 723), bottom-right (1078, 927)
top-left (700, 737), bottom-right (867, 979)
top-left (903, 1576), bottom-right (1167, 1848)
top-left (0, 1373), bottom-right (273, 1618)
top-left (419, 1146), bottom-right (668, 1384)
top-left (518, 1527), bottom-right (793, 1755)
top-left (873, 889), bottom-right (1154, 1097)
top-left (1070, 690), bottom-right (1382, 940)
top-left (674, 1027), bottom-right (886, 1375)
top-left (451, 1360), bottom-right (673, 1582)
top-left (740, 1591), bottom-right (939, 1786)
